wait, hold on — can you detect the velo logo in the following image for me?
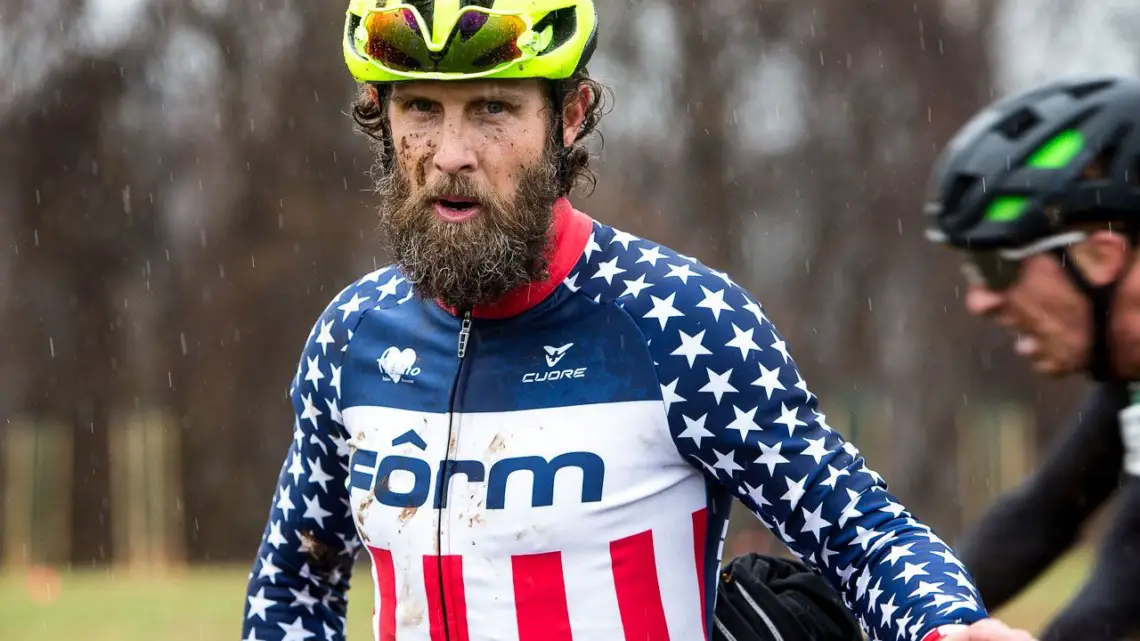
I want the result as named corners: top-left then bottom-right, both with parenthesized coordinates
top-left (378, 346), bottom-right (419, 383)
top-left (349, 430), bottom-right (605, 510)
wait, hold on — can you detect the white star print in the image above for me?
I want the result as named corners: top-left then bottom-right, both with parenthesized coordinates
top-left (620, 274), bottom-right (653, 299)
top-left (376, 274), bottom-right (404, 300)
top-left (610, 229), bottom-right (639, 249)
top-left (712, 449), bottom-right (743, 476)
top-left (801, 503), bottom-right (831, 542)
top-left (314, 320), bottom-right (335, 355)
top-left (696, 286), bottom-right (733, 321)
top-left (672, 329), bottom-right (712, 367)
top-left (752, 441), bottom-right (789, 475)
top-left (769, 329), bottom-right (791, 362)
top-left (247, 587), bottom-right (274, 620)
top-left (275, 485), bottom-right (296, 519)
top-left (664, 262), bottom-right (699, 284)
top-left (883, 542), bottom-right (916, 567)
top-left (660, 379), bottom-right (685, 414)
top-left (258, 553), bottom-right (282, 582)
top-left (800, 436), bottom-right (831, 464)
top-left (637, 245), bottom-right (665, 266)
top-left (289, 584), bottom-right (319, 614)
top-left (324, 397), bottom-right (343, 426)
top-left (288, 453), bottom-right (305, 484)
top-left (678, 414), bottom-right (715, 448)
top-left (725, 323), bottom-right (761, 360)
top-left (299, 393), bottom-right (322, 428)
top-left (302, 494), bottom-right (333, 529)
top-left (838, 488), bottom-right (863, 528)
top-left (772, 402), bottom-right (806, 436)
top-left (780, 475), bottom-right (807, 507)
top-left (591, 256), bottom-right (626, 284)
top-left (329, 363), bottom-right (342, 398)
top-left (911, 581), bottom-right (944, 600)
top-left (751, 363), bottom-right (785, 399)
top-left (820, 464), bottom-right (851, 489)
top-left (895, 561), bottom-right (930, 584)
top-left (643, 293), bottom-right (685, 330)
top-left (304, 356), bottom-right (324, 388)
top-left (851, 525), bottom-right (884, 550)
top-left (582, 234), bottom-right (602, 261)
top-left (267, 521), bottom-right (288, 548)
top-left (725, 405), bottom-right (763, 443)
top-left (307, 457), bottom-right (334, 493)
top-left (699, 368), bottom-right (737, 404)
top-left (278, 617), bottom-right (316, 641)
top-left (336, 293), bottom-right (368, 321)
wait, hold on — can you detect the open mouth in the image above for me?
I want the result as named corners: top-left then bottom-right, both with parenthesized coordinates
top-left (434, 196), bottom-right (482, 222)
top-left (437, 197), bottom-right (479, 211)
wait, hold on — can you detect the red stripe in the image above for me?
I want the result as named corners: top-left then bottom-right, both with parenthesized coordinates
top-left (368, 546), bottom-right (397, 641)
top-left (512, 551), bottom-right (573, 641)
top-left (424, 555), bottom-right (470, 641)
top-left (692, 508), bottom-right (710, 639)
top-left (610, 529), bottom-right (670, 641)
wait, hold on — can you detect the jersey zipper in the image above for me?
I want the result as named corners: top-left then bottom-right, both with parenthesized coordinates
top-left (437, 309), bottom-right (473, 641)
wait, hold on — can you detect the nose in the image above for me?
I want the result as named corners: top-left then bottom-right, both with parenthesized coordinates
top-left (432, 120), bottom-right (477, 176)
top-left (964, 283), bottom-right (1004, 317)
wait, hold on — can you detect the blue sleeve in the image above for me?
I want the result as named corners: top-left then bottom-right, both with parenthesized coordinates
top-left (641, 275), bottom-right (989, 641)
top-left (242, 286), bottom-right (365, 641)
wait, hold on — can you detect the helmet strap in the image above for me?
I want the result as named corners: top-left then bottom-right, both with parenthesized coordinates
top-left (1054, 247), bottom-right (1121, 381)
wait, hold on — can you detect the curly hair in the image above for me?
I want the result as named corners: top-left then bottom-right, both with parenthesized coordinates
top-left (351, 71), bottom-right (611, 196)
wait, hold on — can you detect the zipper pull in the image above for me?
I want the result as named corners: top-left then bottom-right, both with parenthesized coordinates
top-left (457, 310), bottom-right (472, 359)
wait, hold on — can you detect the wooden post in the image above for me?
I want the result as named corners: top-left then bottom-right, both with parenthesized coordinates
top-left (2, 419), bottom-right (72, 568)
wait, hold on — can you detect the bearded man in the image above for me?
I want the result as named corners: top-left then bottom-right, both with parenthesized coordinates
top-left (241, 2), bottom-right (1035, 640)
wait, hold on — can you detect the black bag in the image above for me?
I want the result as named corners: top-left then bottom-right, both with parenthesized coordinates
top-left (713, 553), bottom-right (864, 641)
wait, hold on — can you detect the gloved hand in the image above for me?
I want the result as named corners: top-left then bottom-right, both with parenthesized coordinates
top-left (713, 552), bottom-right (863, 641)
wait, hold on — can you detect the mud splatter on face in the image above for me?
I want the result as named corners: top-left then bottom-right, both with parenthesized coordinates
top-left (374, 134), bottom-right (561, 311)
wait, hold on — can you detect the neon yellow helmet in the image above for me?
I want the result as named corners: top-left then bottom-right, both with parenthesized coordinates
top-left (343, 0), bottom-right (598, 84)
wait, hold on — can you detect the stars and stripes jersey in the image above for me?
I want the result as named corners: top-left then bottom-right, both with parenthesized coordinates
top-left (242, 198), bottom-right (988, 641)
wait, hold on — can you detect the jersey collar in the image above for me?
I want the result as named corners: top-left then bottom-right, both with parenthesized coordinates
top-left (437, 196), bottom-right (594, 320)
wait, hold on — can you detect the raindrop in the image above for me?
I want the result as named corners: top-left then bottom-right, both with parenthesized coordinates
top-left (34, 189), bottom-right (41, 205)
top-left (49, 337), bottom-right (55, 358)
top-left (180, 333), bottom-right (188, 356)
top-left (168, 372), bottom-right (173, 388)
top-left (34, 229), bottom-right (39, 247)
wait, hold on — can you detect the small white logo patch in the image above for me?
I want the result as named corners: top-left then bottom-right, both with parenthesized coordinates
top-left (378, 347), bottom-right (419, 383)
top-left (544, 343), bottom-right (574, 367)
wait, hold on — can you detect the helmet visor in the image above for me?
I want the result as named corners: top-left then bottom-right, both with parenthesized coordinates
top-left (359, 5), bottom-right (538, 77)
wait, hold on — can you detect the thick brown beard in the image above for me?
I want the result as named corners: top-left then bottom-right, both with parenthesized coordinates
top-left (375, 145), bottom-right (563, 312)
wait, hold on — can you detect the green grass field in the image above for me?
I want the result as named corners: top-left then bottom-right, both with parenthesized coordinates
top-left (0, 548), bottom-right (1092, 641)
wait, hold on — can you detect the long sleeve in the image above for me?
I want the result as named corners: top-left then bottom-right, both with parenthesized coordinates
top-left (956, 383), bottom-right (1127, 610)
top-left (242, 288), bottom-right (365, 641)
top-left (633, 273), bottom-right (989, 641)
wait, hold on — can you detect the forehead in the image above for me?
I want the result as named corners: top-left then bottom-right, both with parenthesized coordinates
top-left (389, 78), bottom-right (546, 103)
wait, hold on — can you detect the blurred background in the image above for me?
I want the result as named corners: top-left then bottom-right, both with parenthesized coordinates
top-left (1, 0), bottom-right (1135, 638)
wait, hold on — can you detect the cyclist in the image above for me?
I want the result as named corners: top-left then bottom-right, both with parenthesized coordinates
top-left (924, 74), bottom-right (1140, 641)
top-left (241, 1), bottom-right (1036, 639)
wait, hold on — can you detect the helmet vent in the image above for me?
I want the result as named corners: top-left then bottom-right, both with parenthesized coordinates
top-left (1067, 79), bottom-right (1115, 100)
top-left (943, 173), bottom-right (980, 215)
top-left (1080, 124), bottom-right (1130, 182)
top-left (994, 107), bottom-right (1041, 141)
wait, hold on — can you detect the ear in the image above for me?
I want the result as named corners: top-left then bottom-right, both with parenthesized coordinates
top-left (1076, 230), bottom-right (1131, 286)
top-left (561, 83), bottom-right (591, 148)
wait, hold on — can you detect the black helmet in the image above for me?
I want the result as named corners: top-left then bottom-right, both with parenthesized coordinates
top-left (925, 75), bottom-right (1140, 251)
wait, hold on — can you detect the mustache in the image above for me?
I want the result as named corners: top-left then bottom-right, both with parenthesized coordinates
top-left (415, 175), bottom-right (495, 206)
